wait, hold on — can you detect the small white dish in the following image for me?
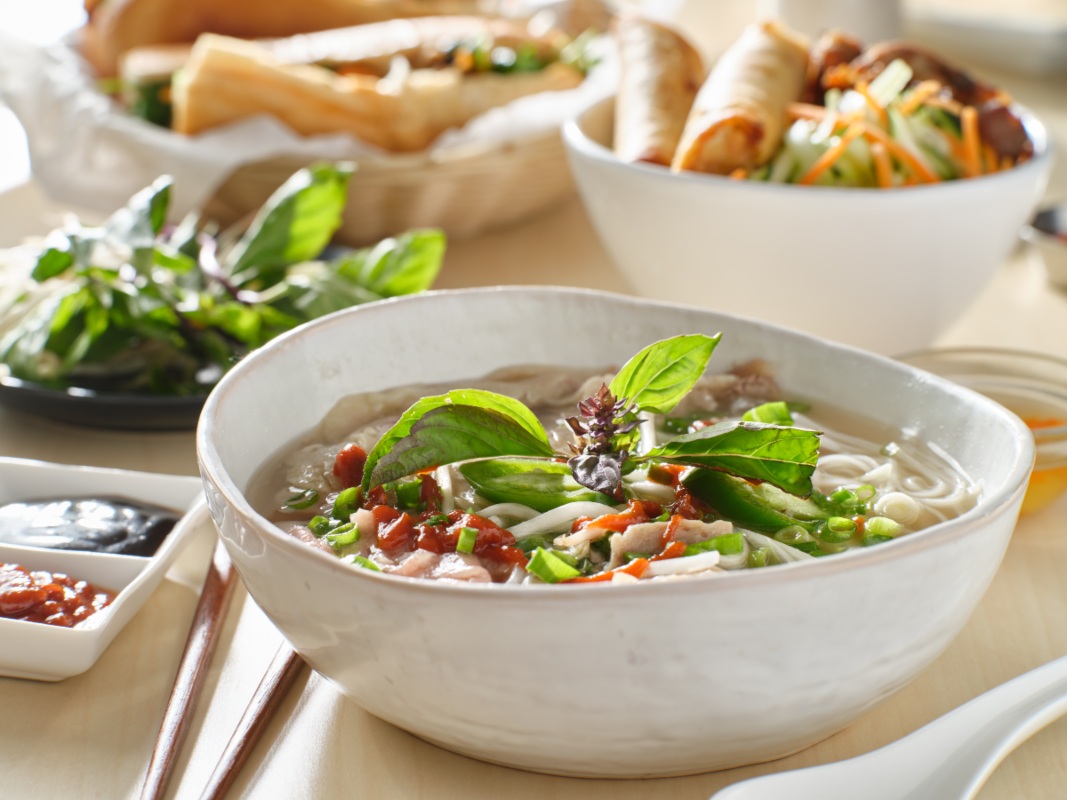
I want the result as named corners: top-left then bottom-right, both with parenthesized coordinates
top-left (0, 457), bottom-right (205, 681)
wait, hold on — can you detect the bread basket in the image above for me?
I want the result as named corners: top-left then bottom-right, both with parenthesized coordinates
top-left (202, 128), bottom-right (576, 245)
top-left (0, 26), bottom-right (615, 244)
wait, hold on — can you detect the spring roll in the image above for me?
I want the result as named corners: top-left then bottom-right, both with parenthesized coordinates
top-left (672, 20), bottom-right (809, 175)
top-left (612, 15), bottom-right (704, 166)
top-left (171, 31), bottom-right (583, 151)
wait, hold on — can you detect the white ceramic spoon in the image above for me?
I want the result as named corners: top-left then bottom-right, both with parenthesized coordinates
top-left (710, 653), bottom-right (1067, 800)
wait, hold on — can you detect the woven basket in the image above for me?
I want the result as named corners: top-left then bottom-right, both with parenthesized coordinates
top-left (201, 126), bottom-right (576, 246)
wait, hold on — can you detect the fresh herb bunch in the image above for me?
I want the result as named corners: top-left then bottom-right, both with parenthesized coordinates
top-left (0, 163), bottom-right (445, 395)
top-left (358, 335), bottom-right (823, 505)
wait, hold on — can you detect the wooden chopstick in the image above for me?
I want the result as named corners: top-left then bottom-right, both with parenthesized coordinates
top-left (199, 644), bottom-right (306, 800)
top-left (141, 536), bottom-right (239, 800)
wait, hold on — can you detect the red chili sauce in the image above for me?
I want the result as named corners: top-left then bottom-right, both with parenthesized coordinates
top-left (0, 562), bottom-right (114, 628)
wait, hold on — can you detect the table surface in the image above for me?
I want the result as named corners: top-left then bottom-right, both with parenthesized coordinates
top-left (2, 4), bottom-right (1067, 799)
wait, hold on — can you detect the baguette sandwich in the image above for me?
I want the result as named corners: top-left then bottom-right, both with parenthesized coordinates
top-left (124, 16), bottom-right (589, 151)
top-left (83, 0), bottom-right (483, 75)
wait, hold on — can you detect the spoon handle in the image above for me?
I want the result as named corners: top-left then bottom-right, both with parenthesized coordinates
top-left (908, 652), bottom-right (1067, 800)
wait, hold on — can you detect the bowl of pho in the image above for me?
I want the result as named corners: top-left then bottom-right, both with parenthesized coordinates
top-left (197, 286), bottom-right (1033, 777)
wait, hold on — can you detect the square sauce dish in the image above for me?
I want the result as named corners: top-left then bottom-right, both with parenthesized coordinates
top-left (0, 458), bottom-right (205, 681)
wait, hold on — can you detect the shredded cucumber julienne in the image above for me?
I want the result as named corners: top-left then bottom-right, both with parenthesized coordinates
top-left (751, 59), bottom-right (979, 187)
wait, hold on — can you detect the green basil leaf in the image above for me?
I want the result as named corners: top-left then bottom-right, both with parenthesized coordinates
top-left (226, 162), bottom-right (353, 284)
top-left (106, 175), bottom-right (172, 247)
top-left (742, 401), bottom-right (794, 426)
top-left (334, 229), bottom-right (445, 297)
top-left (31, 248), bottom-right (74, 281)
top-left (608, 333), bottom-right (721, 414)
top-left (459, 458), bottom-right (612, 512)
top-left (642, 420), bottom-right (820, 496)
top-left (362, 390), bottom-right (553, 491)
top-left (366, 403), bottom-right (556, 490)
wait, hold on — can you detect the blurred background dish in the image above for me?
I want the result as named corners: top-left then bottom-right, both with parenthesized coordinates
top-left (897, 347), bottom-right (1067, 514)
top-left (564, 96), bottom-right (1052, 355)
top-left (1022, 202), bottom-right (1067, 290)
top-left (904, 0), bottom-right (1067, 77)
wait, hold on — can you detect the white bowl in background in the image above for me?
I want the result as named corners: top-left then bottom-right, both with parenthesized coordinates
top-left (1021, 203), bottom-right (1067, 290)
top-left (563, 99), bottom-right (1052, 356)
top-left (0, 459), bottom-right (205, 681)
top-left (197, 287), bottom-right (1032, 777)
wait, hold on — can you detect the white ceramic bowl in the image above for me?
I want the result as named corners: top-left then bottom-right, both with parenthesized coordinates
top-left (197, 287), bottom-right (1032, 777)
top-left (0, 459), bottom-right (205, 681)
top-left (562, 99), bottom-right (1053, 356)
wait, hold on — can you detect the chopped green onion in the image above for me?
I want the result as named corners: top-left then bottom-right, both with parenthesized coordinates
top-left (865, 516), bottom-right (904, 538)
top-left (325, 521), bottom-right (359, 549)
top-left (331, 487), bottom-right (360, 520)
top-left (526, 547), bottom-right (581, 583)
top-left (308, 515), bottom-right (334, 536)
top-left (742, 401), bottom-right (794, 426)
top-left (854, 484), bottom-right (876, 502)
top-left (394, 479), bottom-right (423, 510)
top-left (343, 554), bottom-right (381, 572)
top-left (748, 547), bottom-right (771, 568)
top-left (623, 551), bottom-right (648, 563)
top-left (456, 526), bottom-right (478, 554)
top-left (829, 488), bottom-right (855, 505)
top-left (863, 533), bottom-right (895, 547)
top-left (684, 531), bottom-right (745, 556)
top-left (820, 516), bottom-right (857, 543)
top-left (775, 525), bottom-right (814, 546)
top-left (423, 513), bottom-right (449, 526)
top-left (284, 488), bottom-right (319, 511)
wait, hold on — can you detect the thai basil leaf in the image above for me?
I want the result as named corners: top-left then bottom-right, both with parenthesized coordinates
top-left (640, 420), bottom-right (821, 496)
top-left (742, 401), bottom-right (794, 425)
top-left (226, 162), bottom-right (353, 284)
top-left (366, 404), bottom-right (556, 490)
top-left (31, 248), bottom-right (75, 281)
top-left (609, 333), bottom-right (721, 414)
top-left (105, 175), bottom-right (172, 249)
top-left (459, 458), bottom-right (612, 512)
top-left (362, 390), bottom-right (554, 491)
top-left (333, 229), bottom-right (446, 297)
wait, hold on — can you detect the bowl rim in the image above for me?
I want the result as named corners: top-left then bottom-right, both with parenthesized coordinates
top-left (562, 96), bottom-right (1053, 198)
top-left (197, 286), bottom-right (1034, 599)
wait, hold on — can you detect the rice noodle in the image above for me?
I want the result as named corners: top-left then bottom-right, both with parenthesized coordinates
top-left (507, 501), bottom-right (622, 539)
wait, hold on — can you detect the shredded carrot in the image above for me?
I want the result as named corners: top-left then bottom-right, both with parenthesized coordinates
top-left (651, 541), bottom-right (687, 562)
top-left (860, 124), bottom-right (940, 184)
top-left (798, 123), bottom-right (866, 186)
top-left (569, 557), bottom-right (650, 583)
top-left (787, 102), bottom-right (828, 121)
top-left (870, 141), bottom-right (894, 189)
top-left (899, 80), bottom-right (942, 116)
top-left (1024, 417), bottom-right (1067, 431)
top-left (960, 105), bottom-right (981, 178)
top-left (981, 143), bottom-right (999, 175)
top-left (924, 95), bottom-right (964, 115)
top-left (729, 167), bottom-right (748, 181)
top-left (854, 81), bottom-right (889, 128)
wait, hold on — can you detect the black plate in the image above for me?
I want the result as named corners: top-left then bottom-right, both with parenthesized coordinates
top-left (0, 376), bottom-right (208, 431)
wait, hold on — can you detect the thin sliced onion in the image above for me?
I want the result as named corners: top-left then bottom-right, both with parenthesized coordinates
top-left (434, 465), bottom-right (455, 513)
top-left (645, 549), bottom-right (722, 576)
top-left (477, 503), bottom-right (540, 524)
top-left (507, 501), bottom-right (622, 540)
top-left (743, 530), bottom-right (813, 563)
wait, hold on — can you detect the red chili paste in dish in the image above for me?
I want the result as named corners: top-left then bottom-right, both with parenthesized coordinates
top-left (0, 562), bottom-right (114, 627)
